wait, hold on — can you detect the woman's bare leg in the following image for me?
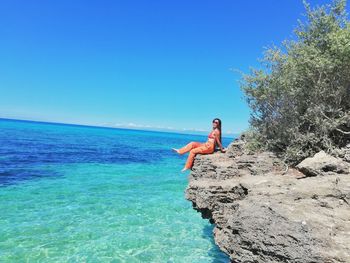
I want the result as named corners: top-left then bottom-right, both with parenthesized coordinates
top-left (172, 148), bottom-right (180, 154)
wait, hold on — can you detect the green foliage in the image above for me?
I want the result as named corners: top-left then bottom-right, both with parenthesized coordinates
top-left (241, 0), bottom-right (350, 164)
top-left (240, 128), bottom-right (267, 153)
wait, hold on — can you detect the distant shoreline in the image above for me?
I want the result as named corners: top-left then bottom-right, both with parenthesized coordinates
top-left (0, 117), bottom-right (238, 140)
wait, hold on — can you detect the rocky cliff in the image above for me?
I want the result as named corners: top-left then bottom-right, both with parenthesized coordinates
top-left (185, 138), bottom-right (350, 263)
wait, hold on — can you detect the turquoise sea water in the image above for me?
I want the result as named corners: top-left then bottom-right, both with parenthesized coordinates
top-left (0, 119), bottom-right (232, 262)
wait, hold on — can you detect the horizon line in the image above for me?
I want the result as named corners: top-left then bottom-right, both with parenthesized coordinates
top-left (0, 117), bottom-right (239, 139)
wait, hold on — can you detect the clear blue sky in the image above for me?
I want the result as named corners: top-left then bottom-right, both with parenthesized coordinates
top-left (0, 0), bottom-right (344, 135)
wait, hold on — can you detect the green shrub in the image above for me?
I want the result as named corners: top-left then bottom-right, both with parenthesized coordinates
top-left (240, 0), bottom-right (350, 164)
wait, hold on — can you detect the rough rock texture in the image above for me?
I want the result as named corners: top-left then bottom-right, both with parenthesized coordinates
top-left (185, 138), bottom-right (350, 263)
top-left (296, 151), bottom-right (349, 177)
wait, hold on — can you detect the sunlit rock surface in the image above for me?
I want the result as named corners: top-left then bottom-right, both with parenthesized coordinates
top-left (186, 138), bottom-right (350, 263)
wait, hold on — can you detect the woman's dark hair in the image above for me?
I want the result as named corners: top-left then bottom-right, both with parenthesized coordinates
top-left (212, 118), bottom-right (222, 149)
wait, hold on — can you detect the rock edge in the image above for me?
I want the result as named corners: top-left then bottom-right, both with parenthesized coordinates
top-left (185, 138), bottom-right (350, 263)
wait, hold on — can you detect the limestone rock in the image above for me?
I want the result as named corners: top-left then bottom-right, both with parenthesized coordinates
top-left (185, 139), bottom-right (350, 263)
top-left (345, 144), bottom-right (350, 162)
top-left (296, 150), bottom-right (349, 177)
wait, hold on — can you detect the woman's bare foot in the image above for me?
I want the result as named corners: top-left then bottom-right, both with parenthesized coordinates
top-left (172, 148), bottom-right (180, 154)
top-left (181, 167), bottom-right (189, 172)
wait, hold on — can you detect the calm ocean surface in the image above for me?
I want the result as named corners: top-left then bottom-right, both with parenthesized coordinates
top-left (0, 119), bottom-right (232, 262)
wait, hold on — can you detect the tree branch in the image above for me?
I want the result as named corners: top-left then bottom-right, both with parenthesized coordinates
top-left (335, 128), bottom-right (350, 134)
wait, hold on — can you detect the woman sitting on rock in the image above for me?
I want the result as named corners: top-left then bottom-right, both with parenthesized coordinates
top-left (173, 118), bottom-right (226, 172)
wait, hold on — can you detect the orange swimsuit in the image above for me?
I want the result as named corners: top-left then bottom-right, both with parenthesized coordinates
top-left (208, 131), bottom-right (215, 140)
top-left (178, 130), bottom-right (216, 169)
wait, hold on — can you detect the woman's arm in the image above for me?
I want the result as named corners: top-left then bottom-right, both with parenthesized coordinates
top-left (214, 130), bottom-right (226, 153)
